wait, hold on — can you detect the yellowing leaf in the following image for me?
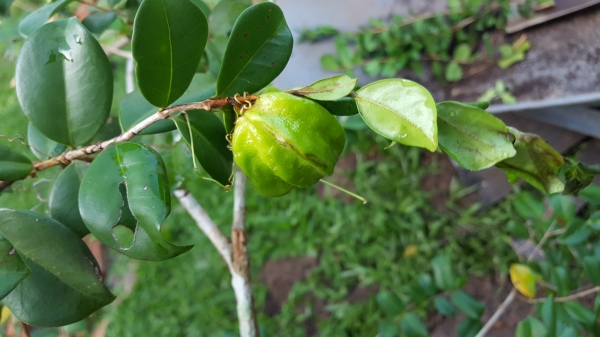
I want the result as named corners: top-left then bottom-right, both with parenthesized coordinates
top-left (404, 244), bottom-right (418, 257)
top-left (0, 306), bottom-right (10, 325)
top-left (510, 264), bottom-right (537, 298)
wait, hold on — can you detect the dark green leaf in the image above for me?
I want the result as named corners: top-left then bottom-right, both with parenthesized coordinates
top-left (432, 255), bottom-right (457, 291)
top-left (190, 0), bottom-right (210, 18)
top-left (594, 293), bottom-right (600, 317)
top-left (82, 12), bottom-right (117, 35)
top-left (216, 2), bottom-right (293, 97)
top-left (376, 290), bottom-right (405, 317)
top-left (558, 218), bottom-right (588, 245)
top-left (205, 35), bottom-right (228, 77)
top-left (563, 301), bottom-right (596, 326)
top-left (17, 0), bottom-right (72, 38)
top-left (541, 295), bottom-right (556, 337)
top-left (496, 127), bottom-right (565, 194)
top-left (445, 62), bottom-right (462, 82)
top-left (515, 316), bottom-right (547, 337)
top-left (0, 209), bottom-right (114, 327)
top-left (120, 73), bottom-right (216, 135)
top-left (88, 116), bottom-right (122, 144)
top-left (401, 313), bottom-right (429, 337)
top-left (451, 290), bottom-right (485, 319)
top-left (456, 318), bottom-right (482, 337)
top-left (0, 236), bottom-right (30, 299)
top-left (287, 75), bottom-right (357, 101)
top-left (583, 256), bottom-right (600, 286)
top-left (49, 162), bottom-right (89, 238)
top-left (132, 0), bottom-right (209, 107)
top-left (174, 111), bottom-right (233, 186)
top-left (587, 211), bottom-right (600, 230)
top-left (434, 297), bottom-right (455, 316)
top-left (354, 79), bottom-right (437, 151)
top-left (208, 0), bottom-right (249, 36)
top-left (79, 142), bottom-right (192, 260)
top-left (437, 101), bottom-right (515, 171)
top-left (0, 0), bottom-right (14, 15)
top-left (0, 145), bottom-right (32, 181)
top-left (27, 123), bottom-right (67, 160)
top-left (550, 195), bottom-right (575, 222)
top-left (315, 97), bottom-right (359, 116)
top-left (16, 18), bottom-right (112, 147)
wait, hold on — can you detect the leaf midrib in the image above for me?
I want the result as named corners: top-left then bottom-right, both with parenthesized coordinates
top-left (218, 14), bottom-right (286, 97)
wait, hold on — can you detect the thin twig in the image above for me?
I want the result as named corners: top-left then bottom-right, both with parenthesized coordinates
top-left (231, 167), bottom-right (259, 337)
top-left (174, 190), bottom-right (232, 268)
top-left (474, 289), bottom-right (516, 337)
top-left (0, 95), bottom-right (256, 193)
top-left (526, 286), bottom-right (600, 304)
top-left (475, 223), bottom-right (563, 337)
top-left (175, 168), bottom-right (259, 337)
top-left (125, 58), bottom-right (135, 94)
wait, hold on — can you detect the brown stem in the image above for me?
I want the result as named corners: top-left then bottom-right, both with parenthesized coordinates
top-left (0, 96), bottom-right (257, 194)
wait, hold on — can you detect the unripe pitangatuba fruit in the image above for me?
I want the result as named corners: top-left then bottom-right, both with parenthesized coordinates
top-left (231, 92), bottom-right (346, 197)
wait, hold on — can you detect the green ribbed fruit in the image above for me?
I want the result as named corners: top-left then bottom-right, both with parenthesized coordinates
top-left (231, 92), bottom-right (346, 197)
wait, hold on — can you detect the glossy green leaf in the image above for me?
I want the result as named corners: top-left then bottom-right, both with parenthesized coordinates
top-left (550, 195), bottom-right (576, 222)
top-left (583, 256), bottom-right (600, 286)
top-left (287, 75), bottom-right (357, 101)
top-left (456, 318), bottom-right (482, 337)
top-left (208, 0), bottom-right (249, 36)
top-left (0, 209), bottom-right (114, 327)
top-left (434, 297), bottom-right (455, 316)
top-left (0, 236), bottom-right (30, 299)
top-left (49, 162), bottom-right (89, 238)
top-left (558, 218), bottom-right (588, 246)
top-left (16, 18), bottom-right (113, 147)
top-left (216, 2), bottom-right (293, 97)
top-left (120, 73), bottom-right (216, 135)
top-left (376, 290), bottom-right (405, 317)
top-left (513, 191), bottom-right (545, 220)
top-left (451, 290), bottom-right (486, 319)
top-left (563, 301), bottom-right (595, 326)
top-left (401, 313), bottom-right (428, 337)
top-left (132, 0), bottom-right (209, 108)
top-left (431, 255), bottom-right (457, 291)
top-left (516, 316), bottom-right (547, 337)
top-left (378, 321), bottom-right (398, 337)
top-left (79, 142), bottom-right (192, 260)
top-left (496, 127), bottom-right (565, 194)
top-left (0, 145), bottom-right (32, 181)
top-left (541, 295), bottom-right (556, 337)
top-left (445, 62), bottom-right (462, 82)
top-left (437, 101), bottom-right (516, 170)
top-left (82, 12), bottom-right (117, 35)
top-left (174, 111), bottom-right (233, 186)
top-left (315, 97), bottom-right (359, 116)
top-left (27, 123), bottom-right (67, 160)
top-left (17, 0), bottom-right (72, 38)
top-left (354, 79), bottom-right (437, 151)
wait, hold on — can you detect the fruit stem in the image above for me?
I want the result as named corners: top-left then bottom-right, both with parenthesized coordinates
top-left (319, 179), bottom-right (367, 204)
